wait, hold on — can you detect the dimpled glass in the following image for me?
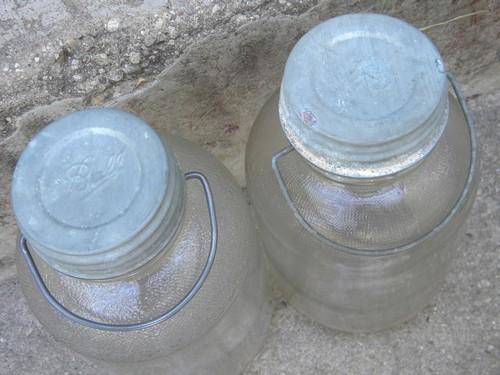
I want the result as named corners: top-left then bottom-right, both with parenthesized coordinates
top-left (245, 91), bottom-right (478, 332)
top-left (17, 133), bottom-right (271, 375)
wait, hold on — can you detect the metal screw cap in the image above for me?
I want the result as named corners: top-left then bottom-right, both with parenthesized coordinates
top-left (279, 13), bottom-right (449, 179)
top-left (12, 108), bottom-right (184, 279)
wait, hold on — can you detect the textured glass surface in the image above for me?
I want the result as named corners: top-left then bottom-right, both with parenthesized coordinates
top-left (246, 91), bottom-right (479, 332)
top-left (18, 135), bottom-right (271, 375)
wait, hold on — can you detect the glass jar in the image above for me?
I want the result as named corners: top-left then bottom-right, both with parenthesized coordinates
top-left (245, 13), bottom-right (479, 332)
top-left (12, 108), bottom-right (271, 374)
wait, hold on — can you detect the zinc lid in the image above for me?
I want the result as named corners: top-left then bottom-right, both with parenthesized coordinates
top-left (12, 108), bottom-right (183, 279)
top-left (279, 13), bottom-right (449, 179)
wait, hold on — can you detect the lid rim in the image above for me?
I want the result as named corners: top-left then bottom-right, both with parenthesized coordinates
top-left (280, 90), bottom-right (450, 179)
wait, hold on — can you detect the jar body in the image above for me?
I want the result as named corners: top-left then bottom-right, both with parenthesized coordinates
top-left (246, 91), bottom-right (479, 332)
top-left (17, 134), bottom-right (271, 375)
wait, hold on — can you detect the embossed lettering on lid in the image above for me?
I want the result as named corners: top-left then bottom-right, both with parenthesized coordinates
top-left (12, 108), bottom-right (184, 279)
top-left (279, 13), bottom-right (449, 178)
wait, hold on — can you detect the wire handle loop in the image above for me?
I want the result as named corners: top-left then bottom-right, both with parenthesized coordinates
top-left (19, 171), bottom-right (217, 332)
top-left (271, 73), bottom-right (476, 256)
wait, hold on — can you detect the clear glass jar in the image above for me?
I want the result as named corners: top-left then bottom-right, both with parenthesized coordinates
top-left (245, 14), bottom-right (479, 332)
top-left (13, 108), bottom-right (271, 374)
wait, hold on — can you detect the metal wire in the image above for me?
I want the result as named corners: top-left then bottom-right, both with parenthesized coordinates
top-left (19, 171), bottom-right (218, 332)
top-left (271, 73), bottom-right (477, 257)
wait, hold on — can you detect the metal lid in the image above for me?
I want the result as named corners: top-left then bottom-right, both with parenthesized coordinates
top-left (12, 108), bottom-right (184, 279)
top-left (279, 13), bottom-right (449, 179)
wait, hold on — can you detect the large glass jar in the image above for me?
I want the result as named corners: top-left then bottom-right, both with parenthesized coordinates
top-left (12, 108), bottom-right (271, 374)
top-left (246, 13), bottom-right (479, 332)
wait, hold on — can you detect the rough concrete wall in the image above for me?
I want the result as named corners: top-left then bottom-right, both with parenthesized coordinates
top-left (0, 1), bottom-right (499, 374)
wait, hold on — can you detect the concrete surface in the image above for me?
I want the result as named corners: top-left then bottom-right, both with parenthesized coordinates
top-left (1, 0), bottom-right (499, 374)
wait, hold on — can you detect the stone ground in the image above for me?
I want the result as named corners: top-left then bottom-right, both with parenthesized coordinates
top-left (0, 1), bottom-right (499, 374)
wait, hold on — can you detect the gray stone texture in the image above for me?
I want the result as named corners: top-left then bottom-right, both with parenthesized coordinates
top-left (0, 0), bottom-right (499, 374)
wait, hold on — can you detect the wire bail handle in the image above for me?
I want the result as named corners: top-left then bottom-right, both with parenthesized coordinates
top-left (271, 73), bottom-right (477, 256)
top-left (19, 171), bottom-right (218, 332)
